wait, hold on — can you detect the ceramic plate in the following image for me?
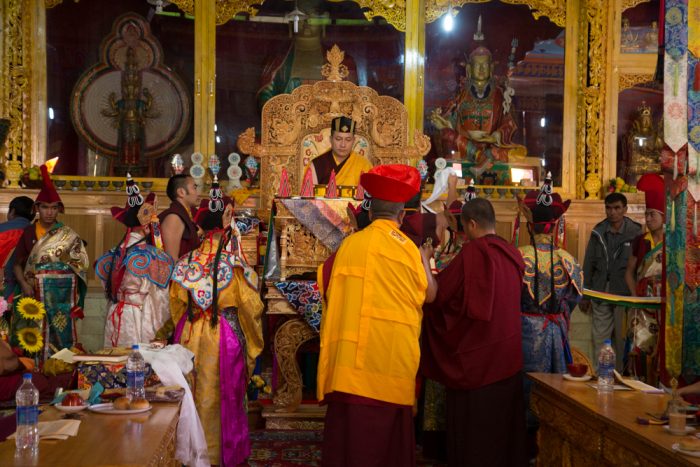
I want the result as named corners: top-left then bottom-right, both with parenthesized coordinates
top-left (664, 425), bottom-right (695, 435)
top-left (672, 443), bottom-right (700, 457)
top-left (563, 373), bottom-right (592, 382)
top-left (53, 404), bottom-right (89, 413)
top-left (88, 402), bottom-right (152, 415)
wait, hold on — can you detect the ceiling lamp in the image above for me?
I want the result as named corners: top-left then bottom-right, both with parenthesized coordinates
top-left (284, 1), bottom-right (308, 34)
top-left (146, 0), bottom-right (170, 14)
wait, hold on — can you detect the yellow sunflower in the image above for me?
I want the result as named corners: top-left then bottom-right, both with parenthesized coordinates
top-left (17, 297), bottom-right (46, 321)
top-left (17, 327), bottom-right (43, 354)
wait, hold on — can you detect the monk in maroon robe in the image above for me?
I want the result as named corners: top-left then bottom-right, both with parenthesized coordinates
top-left (422, 198), bottom-right (527, 467)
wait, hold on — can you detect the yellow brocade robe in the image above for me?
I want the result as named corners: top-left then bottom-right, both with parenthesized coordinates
top-left (170, 238), bottom-right (264, 465)
top-left (317, 219), bottom-right (427, 406)
top-left (310, 151), bottom-right (373, 186)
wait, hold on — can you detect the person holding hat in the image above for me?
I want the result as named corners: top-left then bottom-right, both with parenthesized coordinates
top-left (517, 173), bottom-right (583, 460)
top-left (169, 174), bottom-right (264, 467)
top-left (624, 173), bottom-right (665, 382)
top-left (95, 175), bottom-right (174, 347)
top-left (11, 164), bottom-right (89, 364)
top-left (317, 164), bottom-right (437, 467)
top-left (309, 116), bottom-right (373, 186)
top-left (421, 196), bottom-right (527, 467)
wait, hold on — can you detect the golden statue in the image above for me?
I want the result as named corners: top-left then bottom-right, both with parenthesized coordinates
top-left (102, 47), bottom-right (159, 174)
top-left (430, 44), bottom-right (526, 177)
top-left (623, 102), bottom-right (663, 184)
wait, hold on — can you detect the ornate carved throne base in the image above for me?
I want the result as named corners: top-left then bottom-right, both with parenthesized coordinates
top-left (263, 284), bottom-right (325, 429)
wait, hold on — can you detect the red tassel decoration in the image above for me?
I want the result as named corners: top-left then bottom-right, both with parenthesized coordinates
top-left (277, 168), bottom-right (291, 198)
top-left (325, 170), bottom-right (338, 198)
top-left (299, 166), bottom-right (314, 197)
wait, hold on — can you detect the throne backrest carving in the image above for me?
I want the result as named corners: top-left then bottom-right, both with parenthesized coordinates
top-left (237, 45), bottom-right (431, 217)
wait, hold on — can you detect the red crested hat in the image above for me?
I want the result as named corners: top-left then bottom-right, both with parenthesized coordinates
top-left (522, 172), bottom-right (570, 224)
top-left (637, 173), bottom-right (665, 213)
top-left (359, 164), bottom-right (420, 203)
top-left (35, 164), bottom-right (63, 211)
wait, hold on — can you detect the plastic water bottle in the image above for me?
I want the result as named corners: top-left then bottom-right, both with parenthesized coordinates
top-left (15, 373), bottom-right (39, 452)
top-left (126, 344), bottom-right (146, 401)
top-left (598, 339), bottom-right (616, 393)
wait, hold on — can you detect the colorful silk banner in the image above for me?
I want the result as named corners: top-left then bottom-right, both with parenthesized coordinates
top-left (664, 0), bottom-right (688, 380)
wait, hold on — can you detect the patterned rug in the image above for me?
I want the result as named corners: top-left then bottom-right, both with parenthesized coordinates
top-left (245, 430), bottom-right (322, 466)
top-left (243, 429), bottom-right (446, 466)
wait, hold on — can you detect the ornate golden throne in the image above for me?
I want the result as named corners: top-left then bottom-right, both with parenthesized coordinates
top-left (237, 45), bottom-right (430, 417)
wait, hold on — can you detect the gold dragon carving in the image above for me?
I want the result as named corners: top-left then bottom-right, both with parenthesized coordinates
top-left (2, 0), bottom-right (33, 174)
top-left (618, 73), bottom-right (655, 92)
top-left (581, 0), bottom-right (609, 199)
top-left (621, 0), bottom-right (652, 11)
top-left (272, 318), bottom-right (318, 412)
top-left (356, 0), bottom-right (565, 31)
top-left (237, 44), bottom-right (430, 218)
top-left (46, 0), bottom-right (257, 25)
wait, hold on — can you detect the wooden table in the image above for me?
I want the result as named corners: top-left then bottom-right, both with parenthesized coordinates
top-left (529, 372), bottom-right (700, 466)
top-left (0, 402), bottom-right (179, 466)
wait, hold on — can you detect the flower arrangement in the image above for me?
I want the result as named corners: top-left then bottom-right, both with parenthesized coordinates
top-left (247, 374), bottom-right (272, 400)
top-left (9, 297), bottom-right (46, 358)
top-left (16, 297), bottom-right (45, 321)
top-left (16, 327), bottom-right (43, 354)
top-left (608, 177), bottom-right (638, 194)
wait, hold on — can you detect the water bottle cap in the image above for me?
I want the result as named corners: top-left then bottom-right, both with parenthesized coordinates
top-left (22, 373), bottom-right (32, 380)
top-left (132, 344), bottom-right (139, 350)
top-left (603, 339), bottom-right (612, 345)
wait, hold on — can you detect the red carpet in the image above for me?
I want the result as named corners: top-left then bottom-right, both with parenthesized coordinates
top-left (244, 429), bottom-right (446, 466)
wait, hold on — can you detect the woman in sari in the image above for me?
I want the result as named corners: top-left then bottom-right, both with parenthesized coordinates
top-left (624, 173), bottom-right (665, 383)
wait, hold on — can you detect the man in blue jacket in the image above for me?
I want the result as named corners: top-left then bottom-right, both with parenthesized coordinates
top-left (582, 192), bottom-right (642, 370)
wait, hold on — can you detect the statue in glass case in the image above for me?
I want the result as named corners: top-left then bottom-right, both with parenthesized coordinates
top-left (623, 102), bottom-right (662, 184)
top-left (430, 45), bottom-right (526, 177)
top-left (101, 47), bottom-right (159, 173)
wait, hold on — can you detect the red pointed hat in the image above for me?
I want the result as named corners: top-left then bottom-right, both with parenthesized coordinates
top-left (359, 164), bottom-right (421, 203)
top-left (637, 173), bottom-right (665, 213)
top-left (35, 164), bottom-right (63, 211)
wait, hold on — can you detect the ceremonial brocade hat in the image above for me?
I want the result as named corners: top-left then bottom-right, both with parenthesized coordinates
top-left (331, 116), bottom-right (356, 134)
top-left (360, 164), bottom-right (421, 203)
top-left (35, 163), bottom-right (64, 212)
top-left (194, 154), bottom-right (235, 230)
top-left (637, 173), bottom-right (665, 214)
top-left (110, 173), bottom-right (150, 227)
top-left (522, 172), bottom-right (570, 226)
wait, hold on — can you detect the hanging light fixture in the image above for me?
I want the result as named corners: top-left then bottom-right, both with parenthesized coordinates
top-left (443, 1), bottom-right (454, 32)
top-left (285, 0), bottom-right (308, 34)
top-left (146, 0), bottom-right (169, 14)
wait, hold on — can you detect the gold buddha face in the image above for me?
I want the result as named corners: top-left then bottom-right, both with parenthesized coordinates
top-left (469, 54), bottom-right (492, 83)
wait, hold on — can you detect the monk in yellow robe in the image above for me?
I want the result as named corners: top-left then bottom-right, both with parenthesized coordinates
top-left (170, 185), bottom-right (264, 466)
top-left (309, 116), bottom-right (373, 185)
top-left (317, 164), bottom-right (437, 467)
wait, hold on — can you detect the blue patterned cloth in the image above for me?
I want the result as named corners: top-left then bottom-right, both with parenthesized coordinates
top-left (274, 281), bottom-right (322, 332)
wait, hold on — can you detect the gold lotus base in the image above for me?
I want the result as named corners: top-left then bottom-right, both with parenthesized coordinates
top-left (262, 404), bottom-right (327, 430)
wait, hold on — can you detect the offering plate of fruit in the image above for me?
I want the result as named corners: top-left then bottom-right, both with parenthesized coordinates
top-left (54, 392), bottom-right (89, 413)
top-left (88, 397), bottom-right (151, 415)
top-left (20, 165), bottom-right (44, 189)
